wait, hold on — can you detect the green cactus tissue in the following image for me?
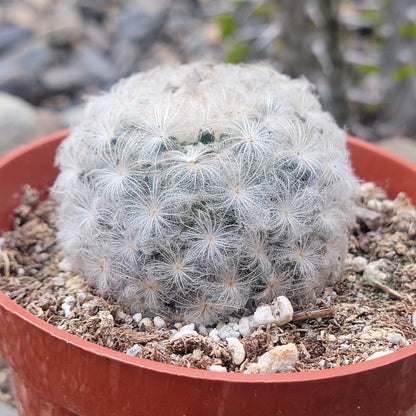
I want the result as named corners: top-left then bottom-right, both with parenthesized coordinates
top-left (53, 63), bottom-right (358, 325)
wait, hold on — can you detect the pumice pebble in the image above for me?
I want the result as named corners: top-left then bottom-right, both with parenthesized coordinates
top-left (245, 343), bottom-right (298, 374)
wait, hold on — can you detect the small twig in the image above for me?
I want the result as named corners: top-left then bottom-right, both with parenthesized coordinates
top-left (292, 307), bottom-right (333, 322)
top-left (372, 280), bottom-right (405, 300)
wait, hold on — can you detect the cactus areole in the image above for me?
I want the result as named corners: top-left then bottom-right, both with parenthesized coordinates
top-left (53, 63), bottom-right (357, 325)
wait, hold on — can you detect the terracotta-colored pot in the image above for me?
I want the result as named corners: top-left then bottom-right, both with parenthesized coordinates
top-left (0, 131), bottom-right (415, 416)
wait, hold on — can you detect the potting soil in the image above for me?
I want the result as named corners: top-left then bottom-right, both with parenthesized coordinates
top-left (0, 182), bottom-right (415, 383)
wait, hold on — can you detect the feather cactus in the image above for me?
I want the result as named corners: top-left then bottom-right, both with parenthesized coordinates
top-left (53, 63), bottom-right (357, 325)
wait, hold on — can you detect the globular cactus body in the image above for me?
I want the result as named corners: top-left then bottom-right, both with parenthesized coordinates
top-left (54, 63), bottom-right (357, 325)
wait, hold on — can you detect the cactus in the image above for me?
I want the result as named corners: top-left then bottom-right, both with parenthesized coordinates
top-left (53, 63), bottom-right (357, 325)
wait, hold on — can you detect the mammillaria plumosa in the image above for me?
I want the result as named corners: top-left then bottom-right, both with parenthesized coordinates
top-left (53, 63), bottom-right (358, 325)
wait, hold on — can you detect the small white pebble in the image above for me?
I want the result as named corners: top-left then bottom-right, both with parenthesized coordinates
top-left (412, 311), bottom-right (416, 329)
top-left (61, 303), bottom-right (72, 318)
top-left (153, 316), bottom-right (166, 328)
top-left (17, 267), bottom-right (25, 276)
top-left (208, 365), bottom-right (227, 373)
top-left (34, 243), bottom-right (42, 253)
top-left (52, 276), bottom-right (65, 286)
top-left (116, 310), bottom-right (127, 322)
top-left (198, 325), bottom-right (209, 336)
top-left (352, 256), bottom-right (368, 273)
top-left (64, 295), bottom-right (75, 304)
top-left (226, 337), bottom-right (246, 365)
top-left (340, 343), bottom-right (349, 351)
top-left (245, 343), bottom-right (298, 374)
top-left (82, 302), bottom-right (98, 313)
top-left (139, 317), bottom-right (153, 331)
top-left (271, 296), bottom-right (293, 326)
top-left (387, 333), bottom-right (403, 345)
top-left (171, 323), bottom-right (198, 340)
top-left (218, 324), bottom-right (240, 340)
top-left (367, 199), bottom-right (383, 212)
top-left (238, 316), bottom-right (253, 338)
top-left (381, 200), bottom-right (395, 211)
top-left (76, 292), bottom-right (86, 302)
top-left (181, 323), bottom-right (195, 332)
top-left (363, 259), bottom-right (389, 283)
top-left (132, 313), bottom-right (142, 324)
top-left (174, 322), bottom-right (182, 330)
top-left (366, 350), bottom-right (394, 361)
top-left (360, 182), bottom-right (376, 193)
top-left (346, 275), bottom-right (356, 283)
top-left (252, 305), bottom-right (275, 327)
top-left (209, 328), bottom-right (221, 342)
top-left (126, 344), bottom-right (142, 357)
top-left (39, 252), bottom-right (48, 261)
top-left (318, 359), bottom-right (326, 368)
top-left (327, 334), bottom-right (336, 342)
top-left (58, 258), bottom-right (72, 272)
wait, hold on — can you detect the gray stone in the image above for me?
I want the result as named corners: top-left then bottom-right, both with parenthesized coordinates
top-left (116, 1), bottom-right (168, 43)
top-left (2, 40), bottom-right (54, 75)
top-left (111, 40), bottom-right (141, 76)
top-left (40, 5), bottom-right (83, 46)
top-left (0, 24), bottom-right (32, 54)
top-left (41, 65), bottom-right (88, 93)
top-left (74, 45), bottom-right (117, 86)
top-left (0, 40), bottom-right (55, 101)
top-left (0, 93), bottom-right (62, 156)
top-left (84, 22), bottom-right (112, 52)
top-left (0, 63), bottom-right (39, 102)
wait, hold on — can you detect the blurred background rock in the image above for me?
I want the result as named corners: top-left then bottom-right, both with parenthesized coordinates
top-left (0, 0), bottom-right (415, 155)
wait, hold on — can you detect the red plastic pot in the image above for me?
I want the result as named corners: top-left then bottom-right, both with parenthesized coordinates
top-left (0, 130), bottom-right (415, 416)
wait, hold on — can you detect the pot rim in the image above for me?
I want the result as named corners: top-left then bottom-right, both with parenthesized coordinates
top-left (0, 129), bottom-right (415, 384)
